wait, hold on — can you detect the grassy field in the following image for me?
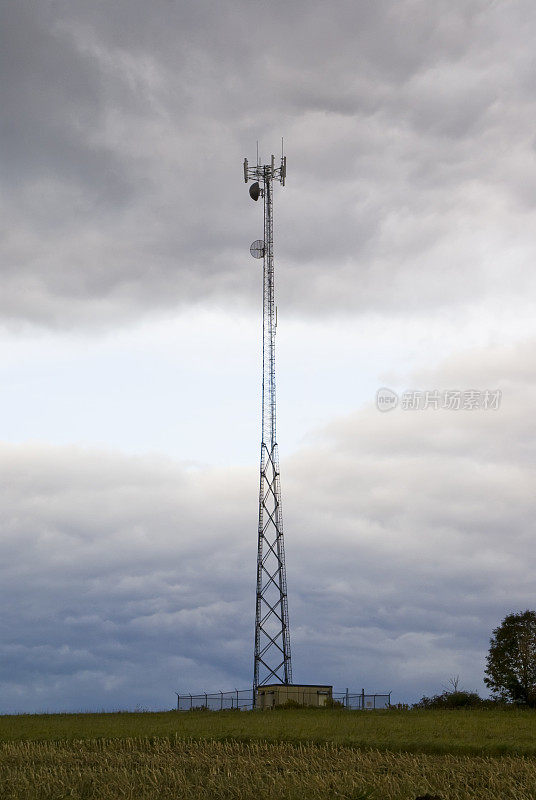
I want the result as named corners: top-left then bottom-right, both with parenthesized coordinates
top-left (1, 708), bottom-right (536, 755)
top-left (2, 709), bottom-right (536, 799)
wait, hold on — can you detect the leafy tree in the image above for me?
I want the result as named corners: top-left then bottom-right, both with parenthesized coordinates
top-left (484, 610), bottom-right (536, 706)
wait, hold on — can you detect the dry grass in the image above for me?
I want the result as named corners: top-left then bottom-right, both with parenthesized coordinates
top-left (1, 736), bottom-right (536, 800)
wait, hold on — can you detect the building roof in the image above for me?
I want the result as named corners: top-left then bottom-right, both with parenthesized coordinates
top-left (257, 683), bottom-right (332, 690)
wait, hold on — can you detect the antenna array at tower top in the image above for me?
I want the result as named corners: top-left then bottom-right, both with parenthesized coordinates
top-left (244, 154), bottom-right (286, 186)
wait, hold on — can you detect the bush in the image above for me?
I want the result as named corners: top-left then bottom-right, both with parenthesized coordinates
top-left (277, 699), bottom-right (305, 710)
top-left (413, 691), bottom-right (484, 710)
top-left (324, 698), bottom-right (346, 709)
top-left (276, 699), bottom-right (345, 710)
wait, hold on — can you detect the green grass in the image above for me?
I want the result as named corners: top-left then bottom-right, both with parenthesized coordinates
top-left (1, 708), bottom-right (536, 756)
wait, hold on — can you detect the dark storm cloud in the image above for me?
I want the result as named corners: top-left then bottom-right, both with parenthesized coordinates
top-left (0, 446), bottom-right (256, 711)
top-left (1, 340), bottom-right (535, 710)
top-left (2, 0), bottom-right (536, 326)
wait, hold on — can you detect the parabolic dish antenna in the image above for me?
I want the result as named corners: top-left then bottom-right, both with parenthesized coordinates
top-left (249, 182), bottom-right (261, 201)
top-left (250, 239), bottom-right (265, 259)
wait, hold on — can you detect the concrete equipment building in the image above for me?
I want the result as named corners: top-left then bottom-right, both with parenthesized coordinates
top-left (255, 684), bottom-right (333, 709)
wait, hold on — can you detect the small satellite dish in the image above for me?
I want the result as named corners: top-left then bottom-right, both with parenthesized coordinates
top-left (249, 182), bottom-right (260, 201)
top-left (250, 239), bottom-right (264, 259)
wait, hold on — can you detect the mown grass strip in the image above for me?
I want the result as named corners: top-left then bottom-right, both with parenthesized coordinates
top-left (1, 709), bottom-right (536, 757)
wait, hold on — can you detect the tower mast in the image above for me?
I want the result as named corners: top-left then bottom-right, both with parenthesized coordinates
top-left (243, 150), bottom-right (292, 697)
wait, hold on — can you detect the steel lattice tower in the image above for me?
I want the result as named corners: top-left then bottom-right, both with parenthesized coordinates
top-left (243, 150), bottom-right (292, 697)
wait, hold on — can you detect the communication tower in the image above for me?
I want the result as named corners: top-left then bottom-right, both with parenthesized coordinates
top-left (243, 146), bottom-right (292, 698)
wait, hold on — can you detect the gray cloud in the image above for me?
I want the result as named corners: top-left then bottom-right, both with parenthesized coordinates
top-left (2, 0), bottom-right (536, 326)
top-left (0, 445), bottom-right (255, 711)
top-left (1, 339), bottom-right (534, 710)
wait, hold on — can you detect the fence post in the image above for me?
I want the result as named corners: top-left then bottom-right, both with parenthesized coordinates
top-left (176, 693), bottom-right (180, 711)
top-left (189, 694), bottom-right (192, 710)
top-left (345, 688), bottom-right (349, 709)
top-left (236, 689), bottom-right (239, 709)
top-left (361, 688), bottom-right (365, 710)
top-left (220, 691), bottom-right (223, 711)
top-left (388, 692), bottom-right (392, 708)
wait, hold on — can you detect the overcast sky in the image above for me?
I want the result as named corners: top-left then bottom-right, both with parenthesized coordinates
top-left (2, 0), bottom-right (536, 712)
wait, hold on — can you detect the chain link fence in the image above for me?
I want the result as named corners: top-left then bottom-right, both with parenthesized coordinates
top-left (335, 690), bottom-right (391, 710)
top-left (175, 689), bottom-right (391, 711)
top-left (175, 690), bottom-right (253, 711)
